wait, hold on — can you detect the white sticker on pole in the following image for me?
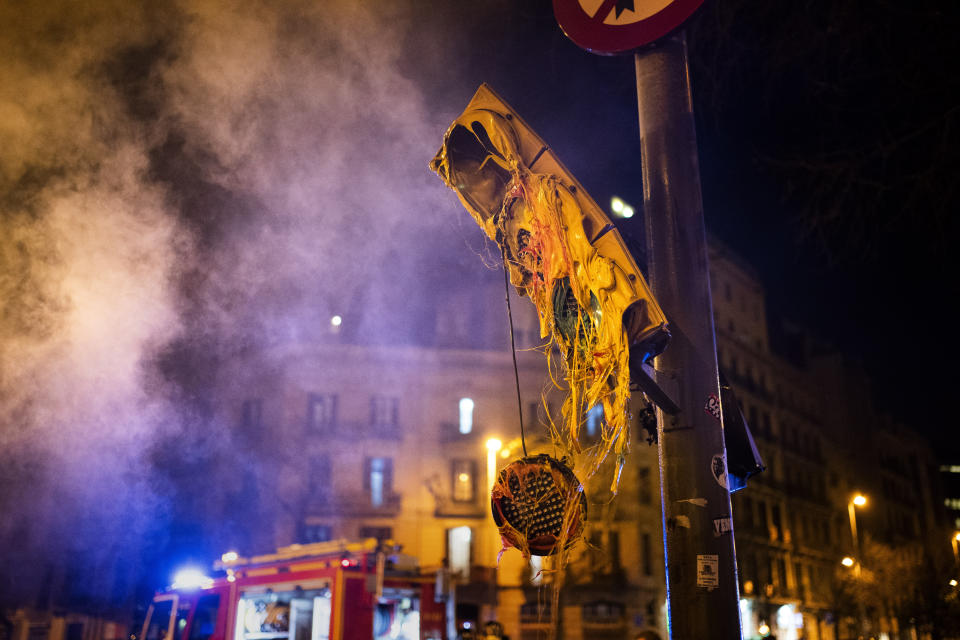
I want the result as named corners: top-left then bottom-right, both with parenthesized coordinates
top-left (697, 554), bottom-right (719, 590)
top-left (711, 453), bottom-right (727, 489)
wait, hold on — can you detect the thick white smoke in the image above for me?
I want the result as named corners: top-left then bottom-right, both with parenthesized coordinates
top-left (0, 1), bottom-right (184, 600)
top-left (0, 0), bottom-right (487, 602)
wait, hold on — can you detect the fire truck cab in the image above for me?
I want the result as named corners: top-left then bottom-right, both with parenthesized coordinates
top-left (139, 539), bottom-right (445, 640)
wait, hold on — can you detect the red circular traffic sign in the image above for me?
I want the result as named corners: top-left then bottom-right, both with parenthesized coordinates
top-left (553, 0), bottom-right (705, 54)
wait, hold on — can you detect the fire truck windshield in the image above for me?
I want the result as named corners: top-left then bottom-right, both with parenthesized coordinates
top-left (141, 597), bottom-right (175, 640)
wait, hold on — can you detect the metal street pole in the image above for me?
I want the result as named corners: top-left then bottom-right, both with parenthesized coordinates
top-left (848, 501), bottom-right (861, 577)
top-left (848, 496), bottom-right (867, 637)
top-left (635, 31), bottom-right (742, 638)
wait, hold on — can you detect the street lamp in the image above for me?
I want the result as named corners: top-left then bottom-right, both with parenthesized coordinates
top-left (848, 494), bottom-right (867, 577)
top-left (841, 556), bottom-right (855, 567)
top-left (952, 532), bottom-right (960, 568)
top-left (486, 438), bottom-right (502, 491)
top-left (848, 494), bottom-right (867, 637)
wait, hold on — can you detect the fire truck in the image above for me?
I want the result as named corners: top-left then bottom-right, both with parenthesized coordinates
top-left (139, 539), bottom-right (445, 640)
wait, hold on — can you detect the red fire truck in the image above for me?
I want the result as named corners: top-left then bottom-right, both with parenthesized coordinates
top-left (139, 539), bottom-right (445, 640)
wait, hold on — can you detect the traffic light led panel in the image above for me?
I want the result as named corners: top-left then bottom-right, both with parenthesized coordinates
top-left (430, 84), bottom-right (670, 493)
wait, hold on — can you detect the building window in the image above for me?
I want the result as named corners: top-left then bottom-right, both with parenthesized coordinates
top-left (359, 526), bottom-right (392, 541)
top-left (740, 496), bottom-right (754, 530)
top-left (641, 532), bottom-right (653, 576)
top-left (447, 526), bottom-right (472, 579)
top-left (364, 457), bottom-right (393, 506)
top-left (371, 396), bottom-right (398, 428)
top-left (458, 398), bottom-right (474, 434)
top-left (582, 601), bottom-right (625, 624)
top-left (529, 556), bottom-right (544, 585)
top-left (585, 403), bottom-right (604, 438)
top-left (638, 467), bottom-right (652, 505)
top-left (521, 601), bottom-right (551, 622)
top-left (309, 455), bottom-right (332, 502)
top-left (242, 399), bottom-right (262, 429)
top-left (307, 393), bottom-right (337, 431)
top-left (301, 524), bottom-right (332, 543)
top-left (451, 459), bottom-right (477, 502)
top-left (608, 530), bottom-right (621, 569)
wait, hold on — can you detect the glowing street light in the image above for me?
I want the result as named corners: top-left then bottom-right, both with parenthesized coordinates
top-left (610, 196), bottom-right (635, 219)
top-left (486, 438), bottom-right (502, 491)
top-left (848, 493), bottom-right (867, 575)
top-left (841, 556), bottom-right (855, 567)
top-left (950, 579), bottom-right (958, 587)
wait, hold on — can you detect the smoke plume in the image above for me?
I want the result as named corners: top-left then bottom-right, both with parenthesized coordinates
top-left (0, 0), bottom-right (485, 604)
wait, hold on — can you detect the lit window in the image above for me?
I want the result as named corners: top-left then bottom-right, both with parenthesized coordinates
top-left (364, 457), bottom-right (393, 507)
top-left (585, 404), bottom-right (604, 437)
top-left (448, 526), bottom-right (472, 579)
top-left (459, 398), bottom-right (474, 434)
top-left (530, 556), bottom-right (543, 585)
top-left (452, 459), bottom-right (476, 502)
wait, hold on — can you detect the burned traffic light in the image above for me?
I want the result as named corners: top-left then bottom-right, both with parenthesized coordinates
top-left (431, 85), bottom-right (670, 493)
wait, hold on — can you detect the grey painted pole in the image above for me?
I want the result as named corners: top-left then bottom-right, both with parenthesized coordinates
top-left (634, 31), bottom-right (742, 639)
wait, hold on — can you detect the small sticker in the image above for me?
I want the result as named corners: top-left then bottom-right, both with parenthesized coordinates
top-left (713, 516), bottom-right (732, 537)
top-left (697, 554), bottom-right (719, 590)
top-left (711, 453), bottom-right (727, 489)
top-left (704, 394), bottom-right (721, 421)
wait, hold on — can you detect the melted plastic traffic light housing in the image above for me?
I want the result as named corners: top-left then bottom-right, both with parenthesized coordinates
top-left (431, 85), bottom-right (671, 497)
top-left (490, 455), bottom-right (587, 557)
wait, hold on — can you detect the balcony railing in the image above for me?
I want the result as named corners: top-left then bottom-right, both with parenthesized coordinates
top-left (305, 491), bottom-right (401, 517)
top-left (307, 420), bottom-right (401, 440)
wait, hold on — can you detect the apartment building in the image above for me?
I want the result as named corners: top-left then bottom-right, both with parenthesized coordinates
top-left (216, 239), bottom-right (948, 640)
top-left (710, 239), bottom-right (950, 640)
top-left (217, 279), bottom-right (668, 640)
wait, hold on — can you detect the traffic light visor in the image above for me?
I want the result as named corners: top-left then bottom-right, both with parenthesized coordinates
top-left (443, 120), bottom-right (513, 223)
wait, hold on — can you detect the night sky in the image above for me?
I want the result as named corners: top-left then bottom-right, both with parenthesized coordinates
top-left (1, 0), bottom-right (958, 605)
top-left (438, 1), bottom-right (960, 457)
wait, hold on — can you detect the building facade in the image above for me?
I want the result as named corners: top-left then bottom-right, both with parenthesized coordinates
top-left (213, 240), bottom-right (950, 640)
top-left (710, 239), bottom-right (952, 640)
top-left (216, 280), bottom-right (667, 640)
